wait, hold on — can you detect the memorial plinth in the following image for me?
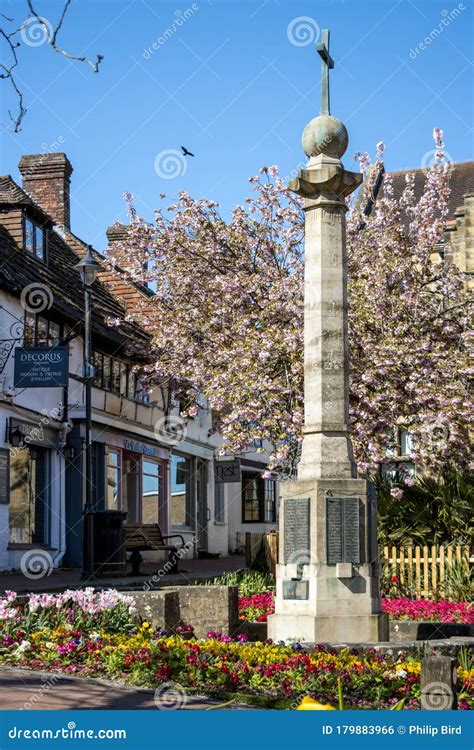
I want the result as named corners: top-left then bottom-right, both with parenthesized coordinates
top-left (267, 31), bottom-right (388, 644)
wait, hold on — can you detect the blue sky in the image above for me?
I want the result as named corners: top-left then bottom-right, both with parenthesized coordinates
top-left (1, 0), bottom-right (472, 248)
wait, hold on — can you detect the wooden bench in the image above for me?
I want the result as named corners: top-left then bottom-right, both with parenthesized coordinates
top-left (124, 523), bottom-right (185, 576)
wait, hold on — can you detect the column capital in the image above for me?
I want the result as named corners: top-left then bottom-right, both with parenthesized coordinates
top-left (289, 158), bottom-right (362, 203)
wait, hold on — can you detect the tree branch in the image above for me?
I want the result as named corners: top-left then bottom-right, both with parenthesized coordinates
top-left (0, 1), bottom-right (104, 131)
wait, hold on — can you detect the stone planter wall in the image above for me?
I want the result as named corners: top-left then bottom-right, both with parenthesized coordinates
top-left (236, 620), bottom-right (268, 641)
top-left (389, 620), bottom-right (474, 642)
top-left (128, 585), bottom-right (239, 638)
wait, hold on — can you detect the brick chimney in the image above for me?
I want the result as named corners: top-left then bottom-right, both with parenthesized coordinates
top-left (106, 222), bottom-right (129, 246)
top-left (19, 153), bottom-right (73, 230)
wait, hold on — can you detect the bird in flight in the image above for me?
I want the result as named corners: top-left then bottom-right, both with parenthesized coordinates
top-left (181, 146), bottom-right (195, 157)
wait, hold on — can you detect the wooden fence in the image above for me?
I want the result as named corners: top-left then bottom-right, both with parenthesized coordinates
top-left (245, 533), bottom-right (472, 598)
top-left (381, 544), bottom-right (472, 599)
top-left (245, 531), bottom-right (279, 576)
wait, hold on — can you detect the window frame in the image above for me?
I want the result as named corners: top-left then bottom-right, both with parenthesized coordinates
top-left (105, 448), bottom-right (121, 511)
top-left (22, 214), bottom-right (48, 262)
top-left (23, 313), bottom-right (63, 348)
top-left (242, 471), bottom-right (277, 524)
top-left (170, 453), bottom-right (194, 529)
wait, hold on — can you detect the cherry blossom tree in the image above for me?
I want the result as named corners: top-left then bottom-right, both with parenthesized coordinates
top-left (109, 131), bottom-right (472, 476)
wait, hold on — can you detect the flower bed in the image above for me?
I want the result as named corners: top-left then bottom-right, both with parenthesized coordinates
top-left (381, 599), bottom-right (473, 624)
top-left (238, 592), bottom-right (275, 622)
top-left (0, 590), bottom-right (472, 709)
top-left (238, 592), bottom-right (473, 625)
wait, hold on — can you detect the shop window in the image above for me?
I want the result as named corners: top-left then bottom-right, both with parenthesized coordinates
top-left (9, 446), bottom-right (49, 544)
top-left (23, 216), bottom-right (47, 261)
top-left (214, 482), bottom-right (225, 523)
top-left (242, 472), bottom-right (277, 523)
top-left (106, 449), bottom-right (121, 510)
top-left (171, 454), bottom-right (193, 527)
top-left (122, 453), bottom-right (140, 523)
top-left (264, 479), bottom-right (277, 522)
top-left (142, 460), bottom-right (161, 524)
top-left (242, 473), bottom-right (260, 522)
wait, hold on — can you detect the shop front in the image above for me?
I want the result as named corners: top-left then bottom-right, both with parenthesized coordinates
top-left (0, 415), bottom-right (64, 570)
top-left (64, 426), bottom-right (170, 568)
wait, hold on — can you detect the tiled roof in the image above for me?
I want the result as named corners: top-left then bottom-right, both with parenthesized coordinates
top-left (0, 222), bottom-right (149, 351)
top-left (0, 175), bottom-right (54, 223)
top-left (388, 161), bottom-right (474, 219)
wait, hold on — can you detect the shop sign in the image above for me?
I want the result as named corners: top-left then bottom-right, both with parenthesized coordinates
top-left (215, 458), bottom-right (241, 484)
top-left (123, 439), bottom-right (157, 456)
top-left (14, 347), bottom-right (69, 388)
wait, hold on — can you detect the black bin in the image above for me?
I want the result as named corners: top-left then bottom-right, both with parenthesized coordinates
top-left (93, 510), bottom-right (127, 577)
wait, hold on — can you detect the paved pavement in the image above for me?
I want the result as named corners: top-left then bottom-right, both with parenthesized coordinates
top-left (0, 556), bottom-right (246, 595)
top-left (0, 668), bottom-right (251, 710)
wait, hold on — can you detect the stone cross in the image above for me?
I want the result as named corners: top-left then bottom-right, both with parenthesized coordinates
top-left (316, 29), bottom-right (334, 116)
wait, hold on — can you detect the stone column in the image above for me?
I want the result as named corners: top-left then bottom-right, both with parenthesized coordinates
top-left (267, 114), bottom-right (388, 644)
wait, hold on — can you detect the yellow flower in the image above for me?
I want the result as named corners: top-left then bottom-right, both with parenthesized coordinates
top-left (296, 696), bottom-right (336, 711)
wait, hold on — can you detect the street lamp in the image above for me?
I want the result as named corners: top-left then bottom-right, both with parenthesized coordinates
top-left (74, 246), bottom-right (101, 578)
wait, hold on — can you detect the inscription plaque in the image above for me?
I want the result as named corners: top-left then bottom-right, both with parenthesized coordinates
top-left (282, 579), bottom-right (309, 600)
top-left (283, 497), bottom-right (310, 564)
top-left (326, 496), bottom-right (361, 565)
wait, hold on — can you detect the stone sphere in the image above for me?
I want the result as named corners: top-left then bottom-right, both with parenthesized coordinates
top-left (301, 114), bottom-right (348, 159)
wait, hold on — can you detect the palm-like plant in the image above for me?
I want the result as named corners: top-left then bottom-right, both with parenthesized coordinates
top-left (376, 469), bottom-right (473, 547)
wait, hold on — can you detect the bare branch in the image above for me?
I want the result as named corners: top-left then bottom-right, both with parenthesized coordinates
top-left (0, 1), bottom-right (104, 131)
top-left (0, 22), bottom-right (26, 131)
top-left (27, 0), bottom-right (104, 72)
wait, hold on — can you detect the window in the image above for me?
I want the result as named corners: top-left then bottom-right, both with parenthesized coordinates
top-left (122, 453), bottom-right (140, 523)
top-left (106, 450), bottom-right (121, 510)
top-left (142, 460), bottom-right (161, 524)
top-left (264, 478), bottom-right (277, 522)
top-left (23, 216), bottom-right (47, 261)
top-left (9, 446), bottom-right (50, 544)
top-left (91, 350), bottom-right (149, 403)
top-left (242, 472), bottom-right (277, 523)
top-left (214, 483), bottom-right (225, 523)
top-left (23, 313), bottom-right (63, 348)
top-left (242, 474), bottom-right (260, 522)
top-left (171, 454), bottom-right (193, 527)
top-left (380, 427), bottom-right (415, 480)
